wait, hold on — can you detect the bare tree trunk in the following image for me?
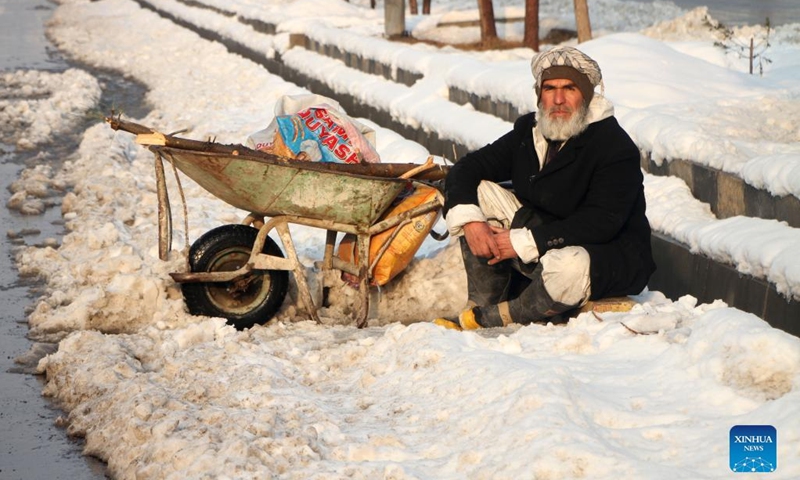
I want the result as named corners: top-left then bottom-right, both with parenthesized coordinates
top-left (523, 0), bottom-right (539, 51)
top-left (423, 0), bottom-right (431, 14)
top-left (477, 0), bottom-right (498, 46)
top-left (409, 0), bottom-right (418, 15)
top-left (573, 0), bottom-right (592, 43)
top-left (385, 0), bottom-right (406, 36)
top-left (372, 0), bottom-right (376, 8)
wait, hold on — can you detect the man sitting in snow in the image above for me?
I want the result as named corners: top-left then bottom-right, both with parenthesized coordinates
top-left (435, 46), bottom-right (656, 330)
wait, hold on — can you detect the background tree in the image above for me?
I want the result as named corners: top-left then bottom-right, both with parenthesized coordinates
top-left (574, 0), bottom-right (592, 42)
top-left (408, 0), bottom-right (430, 16)
top-left (523, 0), bottom-right (539, 51)
top-left (477, 0), bottom-right (498, 46)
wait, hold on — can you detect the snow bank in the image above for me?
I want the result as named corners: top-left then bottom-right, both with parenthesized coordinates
top-left (37, 297), bottom-right (800, 479)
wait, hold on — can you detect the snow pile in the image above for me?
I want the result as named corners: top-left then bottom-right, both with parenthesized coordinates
top-left (37, 297), bottom-right (800, 479)
top-left (1, 68), bottom-right (100, 214)
top-left (6, 162), bottom-right (66, 215)
top-left (641, 7), bottom-right (725, 42)
top-left (16, 124), bottom-right (188, 340)
top-left (0, 68), bottom-right (100, 149)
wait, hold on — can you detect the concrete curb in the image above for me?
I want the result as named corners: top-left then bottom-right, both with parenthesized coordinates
top-left (650, 233), bottom-right (799, 335)
top-left (641, 154), bottom-right (800, 228)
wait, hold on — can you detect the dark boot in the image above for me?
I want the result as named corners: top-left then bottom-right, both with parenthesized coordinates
top-left (505, 263), bottom-right (576, 325)
top-left (437, 240), bottom-right (577, 331)
top-left (460, 237), bottom-right (512, 307)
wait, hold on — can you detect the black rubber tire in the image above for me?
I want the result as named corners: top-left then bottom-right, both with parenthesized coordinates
top-left (181, 224), bottom-right (289, 330)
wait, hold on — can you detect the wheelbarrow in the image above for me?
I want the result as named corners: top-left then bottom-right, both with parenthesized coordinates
top-left (107, 116), bottom-right (450, 329)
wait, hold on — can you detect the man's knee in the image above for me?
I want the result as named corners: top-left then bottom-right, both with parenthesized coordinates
top-left (476, 180), bottom-right (521, 228)
top-left (540, 246), bottom-right (591, 307)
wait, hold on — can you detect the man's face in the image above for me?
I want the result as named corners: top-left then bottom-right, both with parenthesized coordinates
top-left (539, 78), bottom-right (584, 120)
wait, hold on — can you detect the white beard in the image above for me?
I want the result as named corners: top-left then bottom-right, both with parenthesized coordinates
top-left (537, 104), bottom-right (589, 141)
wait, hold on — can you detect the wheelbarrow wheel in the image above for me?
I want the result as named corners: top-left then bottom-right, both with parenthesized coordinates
top-left (181, 224), bottom-right (288, 330)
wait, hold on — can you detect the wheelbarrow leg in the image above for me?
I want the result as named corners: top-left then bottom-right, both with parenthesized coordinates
top-left (154, 153), bottom-right (172, 261)
top-left (319, 230), bottom-right (338, 308)
top-left (323, 230), bottom-right (337, 270)
top-left (274, 221), bottom-right (321, 324)
top-left (356, 233), bottom-right (371, 328)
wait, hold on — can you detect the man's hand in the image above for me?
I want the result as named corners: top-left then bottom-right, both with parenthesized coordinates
top-left (463, 222), bottom-right (517, 265)
top-left (463, 222), bottom-right (498, 258)
top-left (488, 225), bottom-right (516, 265)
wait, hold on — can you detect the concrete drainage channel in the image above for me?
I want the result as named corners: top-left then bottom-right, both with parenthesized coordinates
top-left (131, 0), bottom-right (800, 335)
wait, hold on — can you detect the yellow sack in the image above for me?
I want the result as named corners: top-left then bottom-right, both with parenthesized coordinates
top-left (337, 184), bottom-right (442, 286)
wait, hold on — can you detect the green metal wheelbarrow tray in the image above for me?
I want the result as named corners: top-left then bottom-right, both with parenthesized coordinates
top-left (107, 116), bottom-right (449, 329)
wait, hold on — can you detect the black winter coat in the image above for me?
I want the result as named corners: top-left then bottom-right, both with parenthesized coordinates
top-left (444, 113), bottom-right (656, 299)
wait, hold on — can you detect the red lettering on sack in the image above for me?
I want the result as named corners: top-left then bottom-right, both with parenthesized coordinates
top-left (334, 143), bottom-right (350, 160)
top-left (317, 110), bottom-right (335, 129)
top-left (305, 116), bottom-right (321, 131)
top-left (298, 109), bottom-right (313, 119)
top-left (321, 134), bottom-right (337, 150)
top-left (346, 151), bottom-right (360, 164)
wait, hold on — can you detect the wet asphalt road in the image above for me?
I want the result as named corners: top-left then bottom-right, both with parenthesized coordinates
top-left (1, 0), bottom-right (113, 478)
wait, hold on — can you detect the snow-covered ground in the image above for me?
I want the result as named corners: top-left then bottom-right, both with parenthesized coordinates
top-left (3, 0), bottom-right (799, 478)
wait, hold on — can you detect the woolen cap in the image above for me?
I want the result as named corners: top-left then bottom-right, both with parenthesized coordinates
top-left (531, 46), bottom-right (602, 105)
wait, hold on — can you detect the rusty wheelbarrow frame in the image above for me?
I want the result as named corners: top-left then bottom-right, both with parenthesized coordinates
top-left (108, 116), bottom-right (449, 328)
